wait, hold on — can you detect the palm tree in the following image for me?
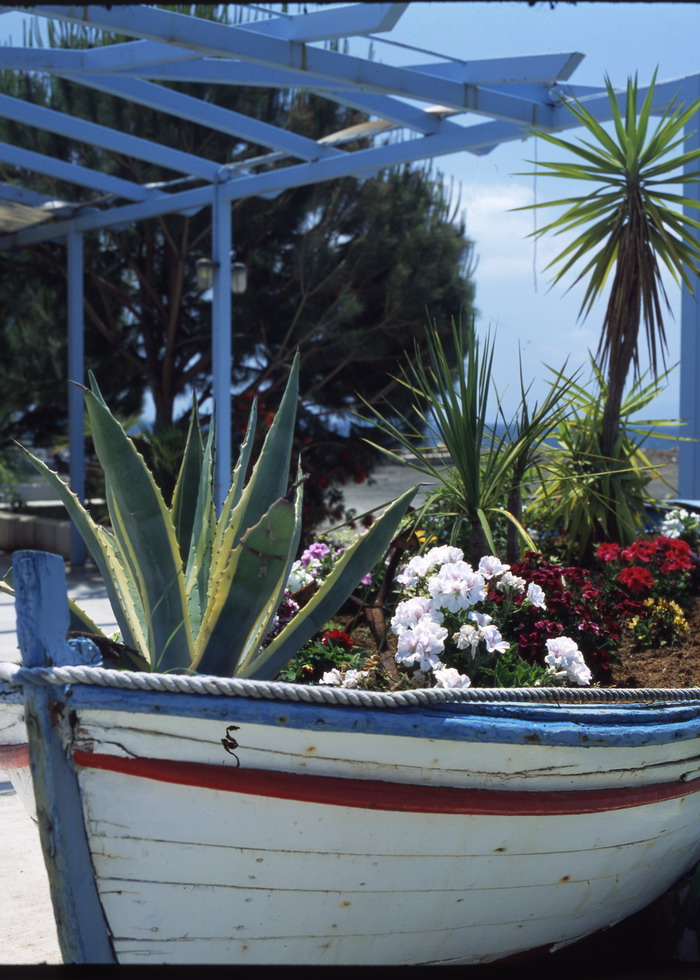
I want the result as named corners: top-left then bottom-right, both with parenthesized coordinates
top-left (520, 72), bottom-right (700, 458)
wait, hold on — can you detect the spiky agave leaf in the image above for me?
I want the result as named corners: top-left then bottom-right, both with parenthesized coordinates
top-left (193, 490), bottom-right (302, 676)
top-left (84, 387), bottom-right (193, 670)
top-left (170, 396), bottom-right (204, 565)
top-left (18, 446), bottom-right (146, 656)
top-left (241, 485), bottom-right (417, 680)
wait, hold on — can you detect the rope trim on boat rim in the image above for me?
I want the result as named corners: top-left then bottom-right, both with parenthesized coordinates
top-left (3, 662), bottom-right (700, 707)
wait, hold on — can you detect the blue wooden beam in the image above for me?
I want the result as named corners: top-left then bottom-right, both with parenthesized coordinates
top-left (0, 116), bottom-right (535, 254)
top-left (551, 77), bottom-right (690, 129)
top-left (0, 184), bottom-right (213, 250)
top-left (211, 183), bottom-right (232, 510)
top-left (28, 3), bottom-right (409, 47)
top-left (99, 52), bottom-right (582, 93)
top-left (27, 6), bottom-right (556, 126)
top-left (0, 180), bottom-right (65, 207)
top-left (67, 228), bottom-right (86, 566)
top-left (0, 92), bottom-right (221, 181)
top-left (680, 76), bottom-right (700, 498)
top-left (60, 72), bottom-right (346, 163)
top-left (217, 119), bottom-right (538, 200)
top-left (404, 52), bottom-right (584, 86)
top-left (234, 2), bottom-right (408, 43)
top-left (0, 141), bottom-right (148, 201)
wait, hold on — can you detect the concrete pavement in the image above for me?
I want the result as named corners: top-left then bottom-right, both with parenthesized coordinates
top-left (0, 552), bottom-right (117, 966)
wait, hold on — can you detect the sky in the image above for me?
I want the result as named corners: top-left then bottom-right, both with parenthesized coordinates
top-left (0, 2), bottom-right (698, 425)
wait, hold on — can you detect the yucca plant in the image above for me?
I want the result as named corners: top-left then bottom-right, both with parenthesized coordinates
top-left (517, 72), bottom-right (700, 458)
top-left (358, 317), bottom-right (574, 565)
top-left (527, 362), bottom-right (681, 563)
top-left (14, 354), bottom-right (415, 680)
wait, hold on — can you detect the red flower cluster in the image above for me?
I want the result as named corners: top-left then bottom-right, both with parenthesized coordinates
top-left (595, 536), bottom-right (693, 600)
top-left (321, 629), bottom-right (354, 650)
top-left (596, 542), bottom-right (622, 563)
top-left (618, 566), bottom-right (655, 594)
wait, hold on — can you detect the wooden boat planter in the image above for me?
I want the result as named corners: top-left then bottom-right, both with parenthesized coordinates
top-left (3, 550), bottom-right (700, 965)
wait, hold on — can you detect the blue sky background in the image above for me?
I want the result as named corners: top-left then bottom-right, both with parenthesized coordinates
top-left (0, 2), bottom-right (698, 427)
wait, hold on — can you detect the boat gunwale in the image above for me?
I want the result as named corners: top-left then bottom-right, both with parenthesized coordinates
top-left (4, 662), bottom-right (700, 749)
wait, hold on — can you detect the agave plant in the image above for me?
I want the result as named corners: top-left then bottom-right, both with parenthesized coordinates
top-left (16, 354), bottom-right (415, 680)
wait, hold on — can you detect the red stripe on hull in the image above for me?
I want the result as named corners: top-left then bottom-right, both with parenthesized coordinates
top-left (72, 749), bottom-right (700, 816)
top-left (0, 743), bottom-right (29, 769)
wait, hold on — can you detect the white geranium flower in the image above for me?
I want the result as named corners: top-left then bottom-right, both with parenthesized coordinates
top-left (428, 561), bottom-right (486, 613)
top-left (339, 669), bottom-right (369, 689)
top-left (544, 637), bottom-right (592, 686)
top-left (287, 560), bottom-right (316, 593)
top-left (659, 508), bottom-right (688, 539)
top-left (469, 610), bottom-right (492, 628)
top-left (320, 668), bottom-right (369, 688)
top-left (395, 619), bottom-right (448, 672)
top-left (526, 582), bottom-right (547, 610)
top-left (478, 555), bottom-right (510, 578)
top-left (390, 596), bottom-right (441, 635)
top-left (497, 571), bottom-right (526, 594)
top-left (425, 545), bottom-right (464, 566)
top-left (320, 668), bottom-right (343, 686)
top-left (433, 666), bottom-right (472, 689)
top-left (396, 554), bottom-right (432, 587)
top-left (453, 623), bottom-right (480, 654)
top-left (479, 624), bottom-right (509, 654)
top-left (396, 545), bottom-right (465, 587)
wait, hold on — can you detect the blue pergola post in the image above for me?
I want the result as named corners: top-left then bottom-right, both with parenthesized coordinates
top-left (67, 228), bottom-right (86, 565)
top-left (679, 76), bottom-right (700, 499)
top-left (211, 182), bottom-right (232, 510)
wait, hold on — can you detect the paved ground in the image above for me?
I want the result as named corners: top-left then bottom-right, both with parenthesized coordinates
top-left (0, 456), bottom-right (685, 966)
top-left (0, 554), bottom-right (116, 965)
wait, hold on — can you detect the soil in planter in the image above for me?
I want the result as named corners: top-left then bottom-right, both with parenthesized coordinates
top-left (608, 594), bottom-right (700, 689)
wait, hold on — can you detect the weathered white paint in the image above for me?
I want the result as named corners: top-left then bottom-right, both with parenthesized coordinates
top-left (79, 770), bottom-right (700, 964)
top-left (74, 708), bottom-right (700, 792)
top-left (65, 708), bottom-right (700, 965)
top-left (0, 704), bottom-right (34, 816)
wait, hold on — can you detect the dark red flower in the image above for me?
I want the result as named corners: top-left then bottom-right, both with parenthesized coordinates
top-left (618, 566), bottom-right (655, 594)
top-left (596, 542), bottom-right (621, 563)
top-left (321, 629), bottom-right (354, 649)
top-left (621, 540), bottom-right (655, 564)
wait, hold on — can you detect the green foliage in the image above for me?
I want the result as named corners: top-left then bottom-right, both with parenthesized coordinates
top-left (517, 72), bottom-right (700, 456)
top-left (480, 649), bottom-right (551, 688)
top-left (526, 363), bottom-right (679, 563)
top-left (21, 356), bottom-right (416, 679)
top-left (276, 630), bottom-right (378, 686)
top-left (359, 318), bottom-right (575, 564)
top-left (628, 597), bottom-right (690, 649)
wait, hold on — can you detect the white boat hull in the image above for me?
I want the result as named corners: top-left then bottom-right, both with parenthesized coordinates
top-left (4, 676), bottom-right (700, 965)
top-left (4, 549), bottom-right (700, 965)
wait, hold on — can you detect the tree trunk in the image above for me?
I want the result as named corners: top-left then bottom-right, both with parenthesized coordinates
top-left (506, 485), bottom-right (522, 565)
top-left (600, 303), bottom-right (640, 460)
top-left (469, 517), bottom-right (489, 566)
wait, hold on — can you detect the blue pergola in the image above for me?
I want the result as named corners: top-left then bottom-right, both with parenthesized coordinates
top-left (0, 3), bottom-right (698, 563)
